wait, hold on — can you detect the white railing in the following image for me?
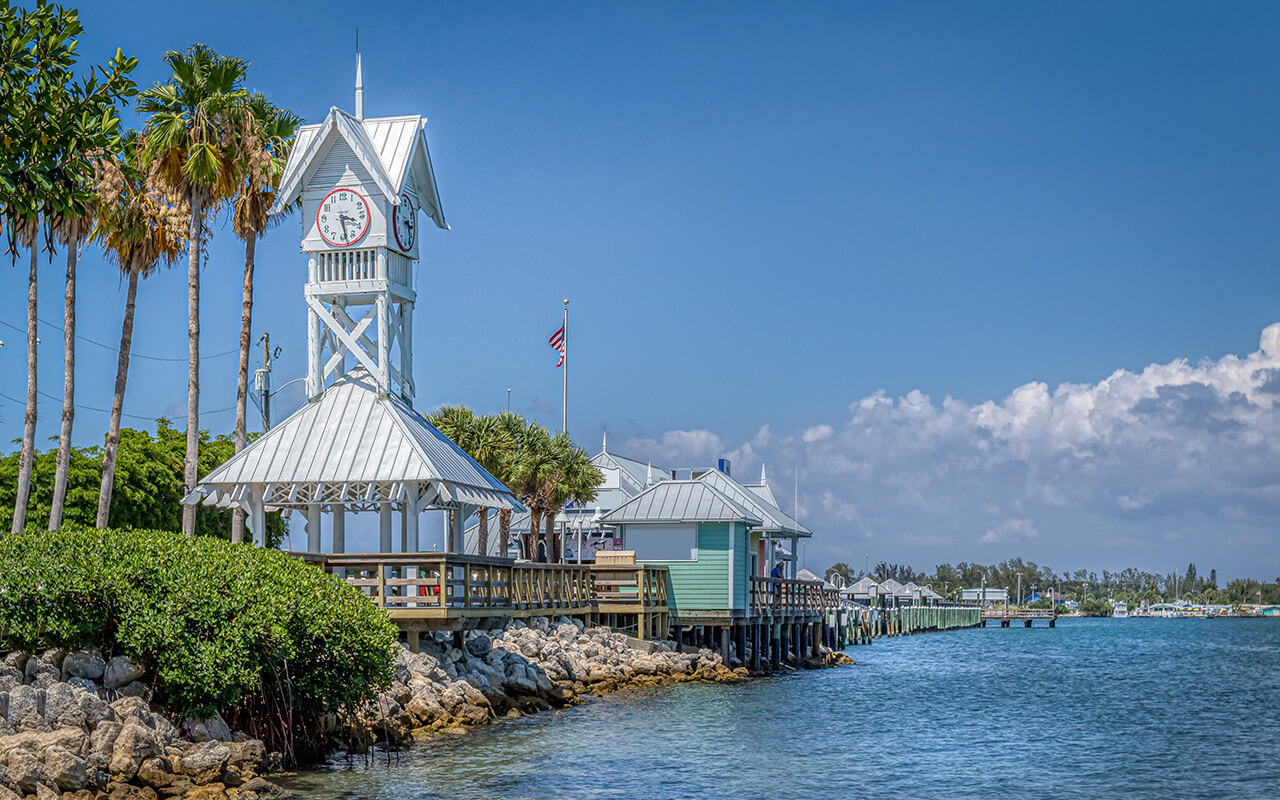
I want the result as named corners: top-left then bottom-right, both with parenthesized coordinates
top-left (311, 249), bottom-right (413, 290)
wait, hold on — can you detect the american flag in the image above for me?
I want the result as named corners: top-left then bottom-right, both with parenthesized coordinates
top-left (549, 325), bottom-right (565, 368)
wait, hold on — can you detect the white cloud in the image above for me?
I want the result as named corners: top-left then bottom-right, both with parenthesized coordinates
top-left (619, 324), bottom-right (1280, 579)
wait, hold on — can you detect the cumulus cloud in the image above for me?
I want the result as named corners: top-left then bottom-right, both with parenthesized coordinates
top-left (619, 324), bottom-right (1280, 579)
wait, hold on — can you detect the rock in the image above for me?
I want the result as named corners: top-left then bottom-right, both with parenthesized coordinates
top-left (0, 667), bottom-right (20, 695)
top-left (6, 749), bottom-right (49, 794)
top-left (43, 683), bottom-right (87, 730)
top-left (135, 757), bottom-right (173, 788)
top-left (24, 656), bottom-right (60, 689)
top-left (5, 686), bottom-right (46, 733)
top-left (224, 739), bottom-right (264, 773)
top-left (0, 782), bottom-right (16, 800)
top-left (405, 692), bottom-right (447, 726)
top-left (182, 782), bottom-right (229, 799)
top-left (106, 783), bottom-right (159, 800)
top-left (78, 690), bottom-right (114, 729)
top-left (464, 634), bottom-right (491, 658)
top-left (180, 740), bottom-right (230, 784)
top-left (109, 721), bottom-right (163, 779)
top-left (110, 697), bottom-right (154, 727)
top-left (151, 713), bottom-right (178, 745)
top-left (236, 776), bottom-right (289, 799)
top-left (181, 714), bottom-right (231, 743)
top-left (67, 676), bottom-right (105, 699)
top-left (87, 721), bottom-right (122, 770)
top-left (35, 782), bottom-right (60, 800)
top-left (60, 652), bottom-right (106, 682)
top-left (42, 744), bottom-right (89, 791)
top-left (116, 681), bottom-right (153, 701)
top-left (103, 656), bottom-right (145, 690)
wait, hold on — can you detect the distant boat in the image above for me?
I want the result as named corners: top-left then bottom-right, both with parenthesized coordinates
top-left (1114, 601), bottom-right (1129, 618)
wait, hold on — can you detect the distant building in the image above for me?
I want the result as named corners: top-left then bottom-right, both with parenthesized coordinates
top-left (961, 587), bottom-right (1009, 606)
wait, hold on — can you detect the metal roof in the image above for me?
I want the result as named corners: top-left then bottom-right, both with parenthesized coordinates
top-left (185, 367), bottom-right (521, 513)
top-left (745, 481), bottom-right (781, 509)
top-left (272, 108), bottom-right (447, 230)
top-left (601, 480), bottom-right (762, 525)
top-left (841, 576), bottom-right (881, 596)
top-left (695, 469), bottom-right (812, 537)
top-left (592, 450), bottom-right (671, 492)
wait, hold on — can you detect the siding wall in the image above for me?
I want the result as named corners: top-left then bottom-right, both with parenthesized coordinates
top-left (633, 521), bottom-right (731, 610)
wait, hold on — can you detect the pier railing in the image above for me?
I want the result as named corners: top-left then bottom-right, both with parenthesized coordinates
top-left (589, 563), bottom-right (670, 609)
top-left (306, 553), bottom-right (593, 613)
top-left (749, 577), bottom-right (840, 615)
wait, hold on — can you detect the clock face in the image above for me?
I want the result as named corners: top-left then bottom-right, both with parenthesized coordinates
top-left (393, 192), bottom-right (416, 252)
top-left (316, 188), bottom-right (370, 247)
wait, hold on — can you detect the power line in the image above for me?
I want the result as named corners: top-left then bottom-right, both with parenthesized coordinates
top-left (0, 318), bottom-right (238, 363)
top-left (0, 389), bottom-right (236, 421)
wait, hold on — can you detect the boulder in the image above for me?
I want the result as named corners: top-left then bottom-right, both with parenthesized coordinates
top-left (117, 681), bottom-right (153, 701)
top-left (464, 633), bottom-right (491, 658)
top-left (109, 721), bottom-right (163, 779)
top-left (78, 690), bottom-right (115, 730)
top-left (405, 693), bottom-right (446, 726)
top-left (180, 741), bottom-right (230, 784)
top-left (24, 656), bottom-right (59, 689)
top-left (41, 744), bottom-right (89, 791)
top-left (6, 749), bottom-right (49, 794)
top-left (61, 652), bottom-right (106, 682)
top-left (181, 714), bottom-right (231, 743)
top-left (236, 776), bottom-right (289, 799)
top-left (0, 655), bottom-right (27, 674)
top-left (43, 683), bottom-right (87, 730)
top-left (5, 686), bottom-right (46, 733)
top-left (87, 721), bottom-right (122, 770)
top-left (105, 783), bottom-right (160, 800)
top-left (103, 656), bottom-right (145, 690)
top-left (0, 667), bottom-right (20, 695)
top-left (135, 757), bottom-right (173, 788)
top-left (224, 739), bottom-right (265, 773)
top-left (110, 697), bottom-right (154, 727)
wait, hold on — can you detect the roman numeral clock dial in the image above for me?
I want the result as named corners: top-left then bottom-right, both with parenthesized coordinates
top-left (316, 187), bottom-right (370, 247)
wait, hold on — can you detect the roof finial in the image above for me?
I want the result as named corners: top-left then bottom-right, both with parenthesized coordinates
top-left (646, 462), bottom-right (654, 486)
top-left (760, 462), bottom-right (767, 485)
top-left (355, 41), bottom-right (364, 121)
top-left (602, 427), bottom-right (607, 454)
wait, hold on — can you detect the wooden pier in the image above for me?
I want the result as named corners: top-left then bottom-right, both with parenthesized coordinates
top-left (980, 608), bottom-right (1058, 627)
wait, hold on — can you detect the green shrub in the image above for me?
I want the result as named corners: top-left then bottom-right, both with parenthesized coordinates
top-left (1080, 598), bottom-right (1114, 617)
top-left (0, 529), bottom-right (396, 726)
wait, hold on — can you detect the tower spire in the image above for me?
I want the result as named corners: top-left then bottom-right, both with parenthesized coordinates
top-left (355, 51), bottom-right (364, 120)
top-left (602, 427), bottom-right (607, 454)
top-left (646, 462), bottom-right (654, 486)
top-left (760, 462), bottom-right (767, 485)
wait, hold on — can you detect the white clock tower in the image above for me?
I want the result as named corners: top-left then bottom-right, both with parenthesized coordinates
top-left (185, 57), bottom-right (522, 555)
top-left (271, 53), bottom-right (448, 406)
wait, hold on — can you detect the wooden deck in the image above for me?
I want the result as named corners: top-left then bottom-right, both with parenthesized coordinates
top-left (295, 552), bottom-right (671, 639)
top-left (980, 608), bottom-right (1058, 627)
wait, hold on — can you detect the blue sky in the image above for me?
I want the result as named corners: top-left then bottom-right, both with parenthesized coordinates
top-left (4, 2), bottom-right (1280, 579)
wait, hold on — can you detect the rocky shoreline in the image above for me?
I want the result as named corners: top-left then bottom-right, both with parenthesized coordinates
top-left (1, 618), bottom-right (851, 799)
top-left (345, 615), bottom-right (852, 747)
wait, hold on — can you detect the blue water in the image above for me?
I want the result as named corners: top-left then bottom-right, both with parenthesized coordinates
top-left (288, 619), bottom-right (1280, 799)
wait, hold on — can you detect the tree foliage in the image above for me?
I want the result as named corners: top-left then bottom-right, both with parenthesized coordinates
top-left (0, 528), bottom-right (396, 762)
top-left (0, 420), bottom-right (286, 544)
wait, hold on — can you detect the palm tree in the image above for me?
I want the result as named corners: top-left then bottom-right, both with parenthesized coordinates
top-left (45, 208), bottom-right (92, 531)
top-left (9, 216), bottom-right (40, 534)
top-left (461, 414), bottom-right (512, 555)
top-left (93, 134), bottom-right (188, 527)
top-left (138, 44), bottom-right (251, 536)
top-left (492, 411), bottom-right (531, 557)
top-left (538, 432), bottom-right (601, 562)
top-left (229, 93), bottom-right (301, 544)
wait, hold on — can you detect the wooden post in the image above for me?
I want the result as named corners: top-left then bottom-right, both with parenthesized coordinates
top-left (719, 627), bottom-right (731, 663)
top-left (406, 630), bottom-right (420, 653)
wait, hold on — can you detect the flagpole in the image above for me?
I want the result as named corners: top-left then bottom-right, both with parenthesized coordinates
top-left (562, 298), bottom-right (568, 432)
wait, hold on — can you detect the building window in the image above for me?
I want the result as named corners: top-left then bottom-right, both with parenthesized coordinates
top-left (628, 524), bottom-right (698, 562)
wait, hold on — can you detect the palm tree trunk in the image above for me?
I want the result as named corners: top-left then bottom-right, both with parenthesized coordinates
top-left (526, 509), bottom-right (541, 561)
top-left (544, 512), bottom-right (558, 563)
top-left (231, 233), bottom-right (256, 544)
top-left (181, 195), bottom-right (203, 537)
top-left (12, 237), bottom-right (39, 534)
top-left (477, 508), bottom-right (489, 555)
top-left (49, 237), bottom-right (78, 531)
top-left (97, 270), bottom-right (139, 528)
top-left (498, 508), bottom-right (511, 559)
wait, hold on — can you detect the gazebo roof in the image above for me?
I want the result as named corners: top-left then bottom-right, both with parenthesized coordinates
top-left (184, 368), bottom-right (521, 514)
top-left (695, 468), bottom-right (811, 537)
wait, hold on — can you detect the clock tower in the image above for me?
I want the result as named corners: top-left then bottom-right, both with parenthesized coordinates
top-left (270, 53), bottom-right (447, 406)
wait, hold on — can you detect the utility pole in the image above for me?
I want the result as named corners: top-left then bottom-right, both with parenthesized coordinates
top-left (253, 333), bottom-right (275, 431)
